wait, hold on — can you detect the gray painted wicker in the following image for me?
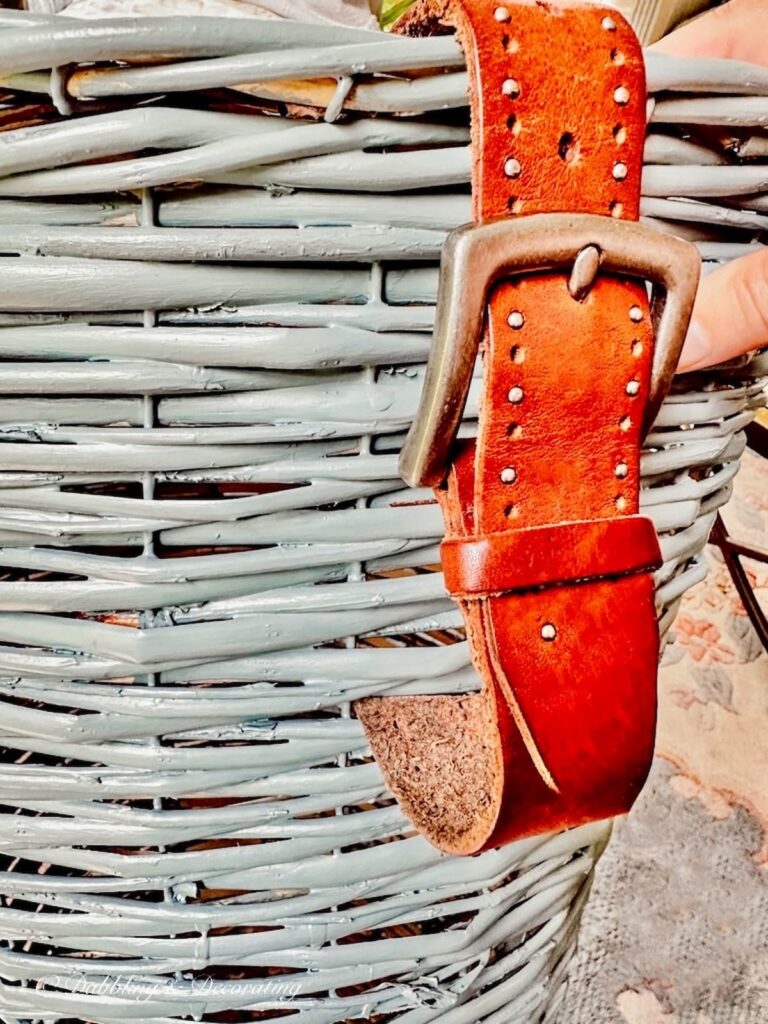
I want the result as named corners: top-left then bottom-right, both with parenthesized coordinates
top-left (0, 9), bottom-right (765, 1023)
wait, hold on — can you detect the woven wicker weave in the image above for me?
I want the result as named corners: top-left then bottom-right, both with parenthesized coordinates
top-left (0, 9), bottom-right (765, 1023)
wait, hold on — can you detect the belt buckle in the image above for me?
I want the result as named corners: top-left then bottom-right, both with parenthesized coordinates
top-left (400, 212), bottom-right (701, 488)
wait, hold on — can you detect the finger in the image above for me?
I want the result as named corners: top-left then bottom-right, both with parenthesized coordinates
top-left (653, 0), bottom-right (768, 66)
top-left (678, 247), bottom-right (768, 372)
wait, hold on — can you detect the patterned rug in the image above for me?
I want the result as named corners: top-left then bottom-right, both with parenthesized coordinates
top-left (563, 442), bottom-right (768, 1024)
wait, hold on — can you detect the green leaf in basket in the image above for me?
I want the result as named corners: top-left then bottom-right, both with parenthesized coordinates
top-left (380, 0), bottom-right (417, 29)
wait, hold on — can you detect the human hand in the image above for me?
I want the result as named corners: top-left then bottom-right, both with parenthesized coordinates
top-left (653, 0), bottom-right (768, 372)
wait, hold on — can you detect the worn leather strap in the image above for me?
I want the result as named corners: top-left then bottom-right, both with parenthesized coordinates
top-left (356, 0), bottom-right (662, 855)
top-left (442, 516), bottom-right (661, 597)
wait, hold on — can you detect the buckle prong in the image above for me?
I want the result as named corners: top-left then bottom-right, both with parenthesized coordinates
top-left (568, 244), bottom-right (601, 300)
top-left (399, 213), bottom-right (701, 488)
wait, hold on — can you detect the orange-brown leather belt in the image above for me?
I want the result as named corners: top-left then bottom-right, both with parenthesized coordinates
top-left (357, 0), bottom-right (700, 855)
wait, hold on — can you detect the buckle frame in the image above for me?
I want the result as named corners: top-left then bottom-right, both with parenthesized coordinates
top-left (399, 213), bottom-right (701, 488)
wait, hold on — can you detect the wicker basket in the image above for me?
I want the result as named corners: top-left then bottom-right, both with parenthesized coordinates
top-left (0, 7), bottom-right (765, 1022)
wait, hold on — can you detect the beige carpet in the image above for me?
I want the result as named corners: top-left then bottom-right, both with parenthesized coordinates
top-left (562, 444), bottom-right (768, 1024)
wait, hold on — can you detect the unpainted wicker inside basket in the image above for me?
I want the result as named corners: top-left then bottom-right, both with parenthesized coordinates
top-left (0, 10), bottom-right (765, 1024)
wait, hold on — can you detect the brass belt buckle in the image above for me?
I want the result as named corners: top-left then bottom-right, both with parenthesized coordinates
top-left (400, 212), bottom-right (701, 488)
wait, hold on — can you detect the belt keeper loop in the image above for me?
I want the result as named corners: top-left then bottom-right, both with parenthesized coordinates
top-left (441, 516), bottom-right (662, 598)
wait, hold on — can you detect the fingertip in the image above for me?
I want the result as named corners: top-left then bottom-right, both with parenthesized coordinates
top-left (648, 0), bottom-right (768, 66)
top-left (679, 247), bottom-right (768, 373)
top-left (677, 319), bottom-right (714, 373)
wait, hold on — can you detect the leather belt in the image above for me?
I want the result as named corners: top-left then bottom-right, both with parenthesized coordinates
top-left (356, 0), bottom-right (700, 855)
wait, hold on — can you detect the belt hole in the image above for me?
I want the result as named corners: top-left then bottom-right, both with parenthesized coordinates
top-left (632, 340), bottom-right (643, 357)
top-left (610, 200), bottom-right (624, 218)
top-left (612, 162), bottom-right (628, 181)
top-left (629, 305), bottom-right (643, 322)
top-left (615, 495), bottom-right (628, 512)
top-left (507, 310), bottom-right (525, 329)
top-left (619, 415), bottom-right (632, 432)
top-left (507, 422), bottom-right (523, 439)
top-left (500, 466), bottom-right (517, 484)
top-left (541, 623), bottom-right (557, 641)
top-left (508, 386), bottom-right (524, 404)
top-left (494, 5), bottom-right (511, 20)
top-left (507, 113), bottom-right (521, 134)
top-left (614, 86), bottom-right (630, 105)
top-left (611, 48), bottom-right (625, 65)
top-left (504, 503), bottom-right (519, 518)
top-left (613, 124), bottom-right (627, 144)
top-left (507, 196), bottom-right (524, 214)
top-left (502, 77), bottom-right (520, 97)
top-left (626, 379), bottom-right (640, 396)
top-left (557, 132), bottom-right (578, 163)
top-left (510, 345), bottom-right (525, 364)
top-left (615, 462), bottom-right (629, 479)
top-left (602, 15), bottom-right (617, 30)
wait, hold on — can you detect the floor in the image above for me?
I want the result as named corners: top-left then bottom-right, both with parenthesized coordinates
top-left (563, 444), bottom-right (768, 1024)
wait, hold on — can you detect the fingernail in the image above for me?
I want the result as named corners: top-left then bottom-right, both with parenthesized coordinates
top-left (677, 320), bottom-right (713, 373)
